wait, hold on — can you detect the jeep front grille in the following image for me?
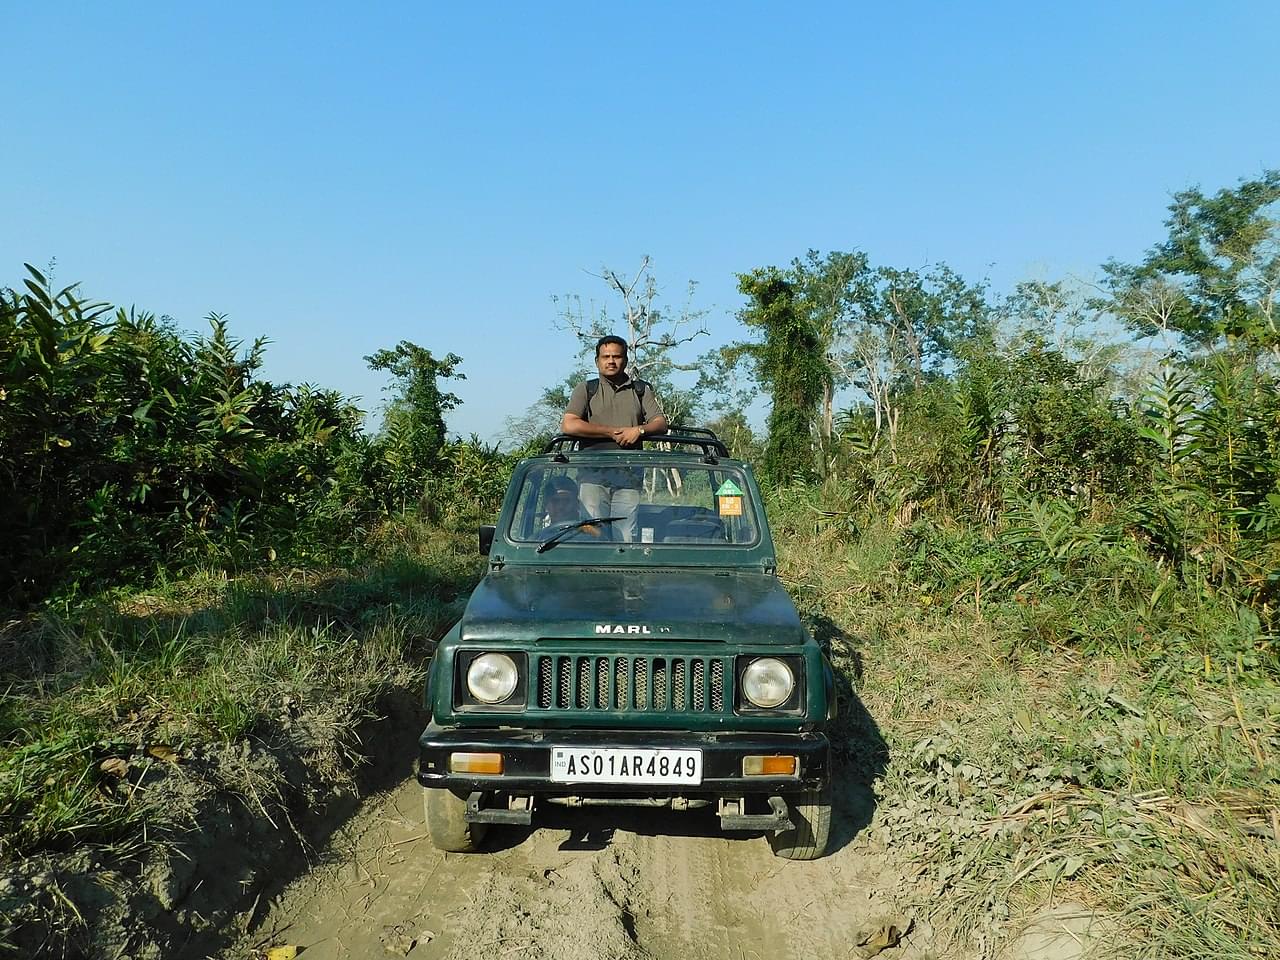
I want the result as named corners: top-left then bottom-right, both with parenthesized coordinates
top-left (531, 653), bottom-right (729, 714)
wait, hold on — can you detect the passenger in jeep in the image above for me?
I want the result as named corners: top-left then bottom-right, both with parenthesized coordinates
top-left (561, 336), bottom-right (668, 452)
top-left (561, 335), bottom-right (668, 541)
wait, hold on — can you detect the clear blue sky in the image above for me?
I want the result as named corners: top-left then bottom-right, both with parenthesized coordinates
top-left (6, 2), bottom-right (1278, 438)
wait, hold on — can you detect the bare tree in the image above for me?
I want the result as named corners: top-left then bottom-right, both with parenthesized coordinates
top-left (833, 264), bottom-right (990, 460)
top-left (553, 256), bottom-right (709, 381)
top-left (1000, 279), bottom-right (1127, 384)
top-left (846, 324), bottom-right (905, 460)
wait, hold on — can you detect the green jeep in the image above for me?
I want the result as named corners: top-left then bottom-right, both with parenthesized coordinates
top-left (417, 428), bottom-right (835, 859)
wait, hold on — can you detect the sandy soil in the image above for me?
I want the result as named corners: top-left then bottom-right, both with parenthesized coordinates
top-left (226, 769), bottom-right (937, 960)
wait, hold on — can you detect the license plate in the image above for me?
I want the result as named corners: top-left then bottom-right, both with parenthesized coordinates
top-left (550, 747), bottom-right (703, 785)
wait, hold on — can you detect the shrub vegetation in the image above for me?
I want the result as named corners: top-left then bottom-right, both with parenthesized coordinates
top-left (1, 169), bottom-right (1276, 958)
top-left (0, 267), bottom-right (513, 609)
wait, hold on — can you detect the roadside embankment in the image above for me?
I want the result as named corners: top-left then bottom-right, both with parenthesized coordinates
top-left (773, 502), bottom-right (1279, 960)
top-left (0, 520), bottom-right (480, 959)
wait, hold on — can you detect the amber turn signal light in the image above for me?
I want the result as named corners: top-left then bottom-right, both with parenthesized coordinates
top-left (742, 755), bottom-right (798, 777)
top-left (448, 752), bottom-right (504, 775)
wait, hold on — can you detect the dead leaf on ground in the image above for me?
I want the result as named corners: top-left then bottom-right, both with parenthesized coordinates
top-left (855, 917), bottom-right (913, 958)
top-left (99, 758), bottom-right (129, 778)
top-left (146, 744), bottom-right (180, 763)
top-left (264, 946), bottom-right (298, 960)
top-left (1014, 707), bottom-right (1033, 734)
top-left (381, 922), bottom-right (419, 955)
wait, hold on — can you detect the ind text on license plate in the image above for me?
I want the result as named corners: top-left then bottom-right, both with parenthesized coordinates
top-left (550, 747), bottom-right (702, 784)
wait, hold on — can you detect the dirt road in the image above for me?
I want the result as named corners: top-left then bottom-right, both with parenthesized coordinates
top-left (227, 769), bottom-right (935, 960)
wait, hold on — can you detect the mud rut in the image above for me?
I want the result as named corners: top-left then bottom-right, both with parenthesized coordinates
top-left (226, 769), bottom-right (935, 960)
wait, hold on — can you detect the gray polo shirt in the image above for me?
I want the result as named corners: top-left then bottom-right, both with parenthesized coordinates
top-left (566, 375), bottom-right (665, 449)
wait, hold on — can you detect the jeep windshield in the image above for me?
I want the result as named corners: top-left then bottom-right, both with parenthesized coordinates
top-left (506, 462), bottom-right (760, 546)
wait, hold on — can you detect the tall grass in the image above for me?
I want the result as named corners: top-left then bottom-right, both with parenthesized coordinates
top-left (0, 516), bottom-right (483, 858)
top-left (769, 488), bottom-right (1279, 959)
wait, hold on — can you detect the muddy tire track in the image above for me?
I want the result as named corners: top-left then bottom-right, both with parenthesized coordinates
top-left (224, 769), bottom-right (936, 960)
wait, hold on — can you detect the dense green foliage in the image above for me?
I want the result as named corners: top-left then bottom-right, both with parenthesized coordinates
top-left (4, 168), bottom-right (1275, 658)
top-left (733, 268), bottom-right (828, 483)
top-left (806, 338), bottom-right (1278, 665)
top-left (769, 492), bottom-right (1278, 959)
top-left (0, 268), bottom-right (510, 610)
top-left (729, 172), bottom-right (1279, 669)
top-left (1097, 169), bottom-right (1280, 353)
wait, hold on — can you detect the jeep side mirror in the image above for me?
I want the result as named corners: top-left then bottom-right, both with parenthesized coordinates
top-left (478, 525), bottom-right (495, 555)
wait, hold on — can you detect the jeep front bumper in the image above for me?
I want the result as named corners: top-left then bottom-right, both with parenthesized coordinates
top-left (417, 725), bottom-right (829, 795)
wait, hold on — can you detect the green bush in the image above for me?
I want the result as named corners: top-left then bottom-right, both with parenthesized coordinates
top-left (0, 266), bottom-right (515, 609)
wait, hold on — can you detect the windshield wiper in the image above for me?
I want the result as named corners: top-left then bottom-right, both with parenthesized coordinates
top-left (536, 516), bottom-right (624, 552)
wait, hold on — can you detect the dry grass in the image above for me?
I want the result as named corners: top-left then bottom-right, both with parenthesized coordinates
top-left (776, 518), bottom-right (1279, 960)
top-left (0, 517), bottom-right (481, 860)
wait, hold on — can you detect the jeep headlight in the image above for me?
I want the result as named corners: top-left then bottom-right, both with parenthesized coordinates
top-left (741, 657), bottom-right (794, 708)
top-left (466, 653), bottom-right (519, 704)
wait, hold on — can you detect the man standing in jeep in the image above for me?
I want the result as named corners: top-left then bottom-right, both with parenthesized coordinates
top-left (561, 335), bottom-right (668, 541)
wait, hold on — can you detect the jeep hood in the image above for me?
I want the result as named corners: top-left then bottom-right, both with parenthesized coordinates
top-left (460, 567), bottom-right (804, 646)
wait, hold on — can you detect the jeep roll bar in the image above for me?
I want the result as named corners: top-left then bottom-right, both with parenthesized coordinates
top-left (541, 428), bottom-right (730, 460)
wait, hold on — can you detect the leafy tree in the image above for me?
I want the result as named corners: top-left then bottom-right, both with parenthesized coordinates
top-left (958, 333), bottom-right (1143, 504)
top-left (0, 262), bottom-right (528, 607)
top-left (864, 264), bottom-right (990, 385)
top-left (732, 268), bottom-right (827, 483)
top-left (705, 409), bottom-right (761, 462)
top-left (741, 253), bottom-right (992, 460)
top-left (840, 264), bottom-right (991, 457)
top-left (364, 342), bottom-right (465, 510)
top-left (365, 342), bottom-right (462, 448)
top-left (1096, 169), bottom-right (1280, 357)
top-left (0, 264), bottom-right (381, 605)
top-left (995, 280), bottom-right (1127, 390)
top-left (368, 343), bottom-right (463, 450)
top-left (787, 250), bottom-right (874, 442)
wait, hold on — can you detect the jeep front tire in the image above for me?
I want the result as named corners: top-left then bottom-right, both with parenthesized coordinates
top-left (424, 788), bottom-right (487, 852)
top-left (767, 780), bottom-right (832, 860)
